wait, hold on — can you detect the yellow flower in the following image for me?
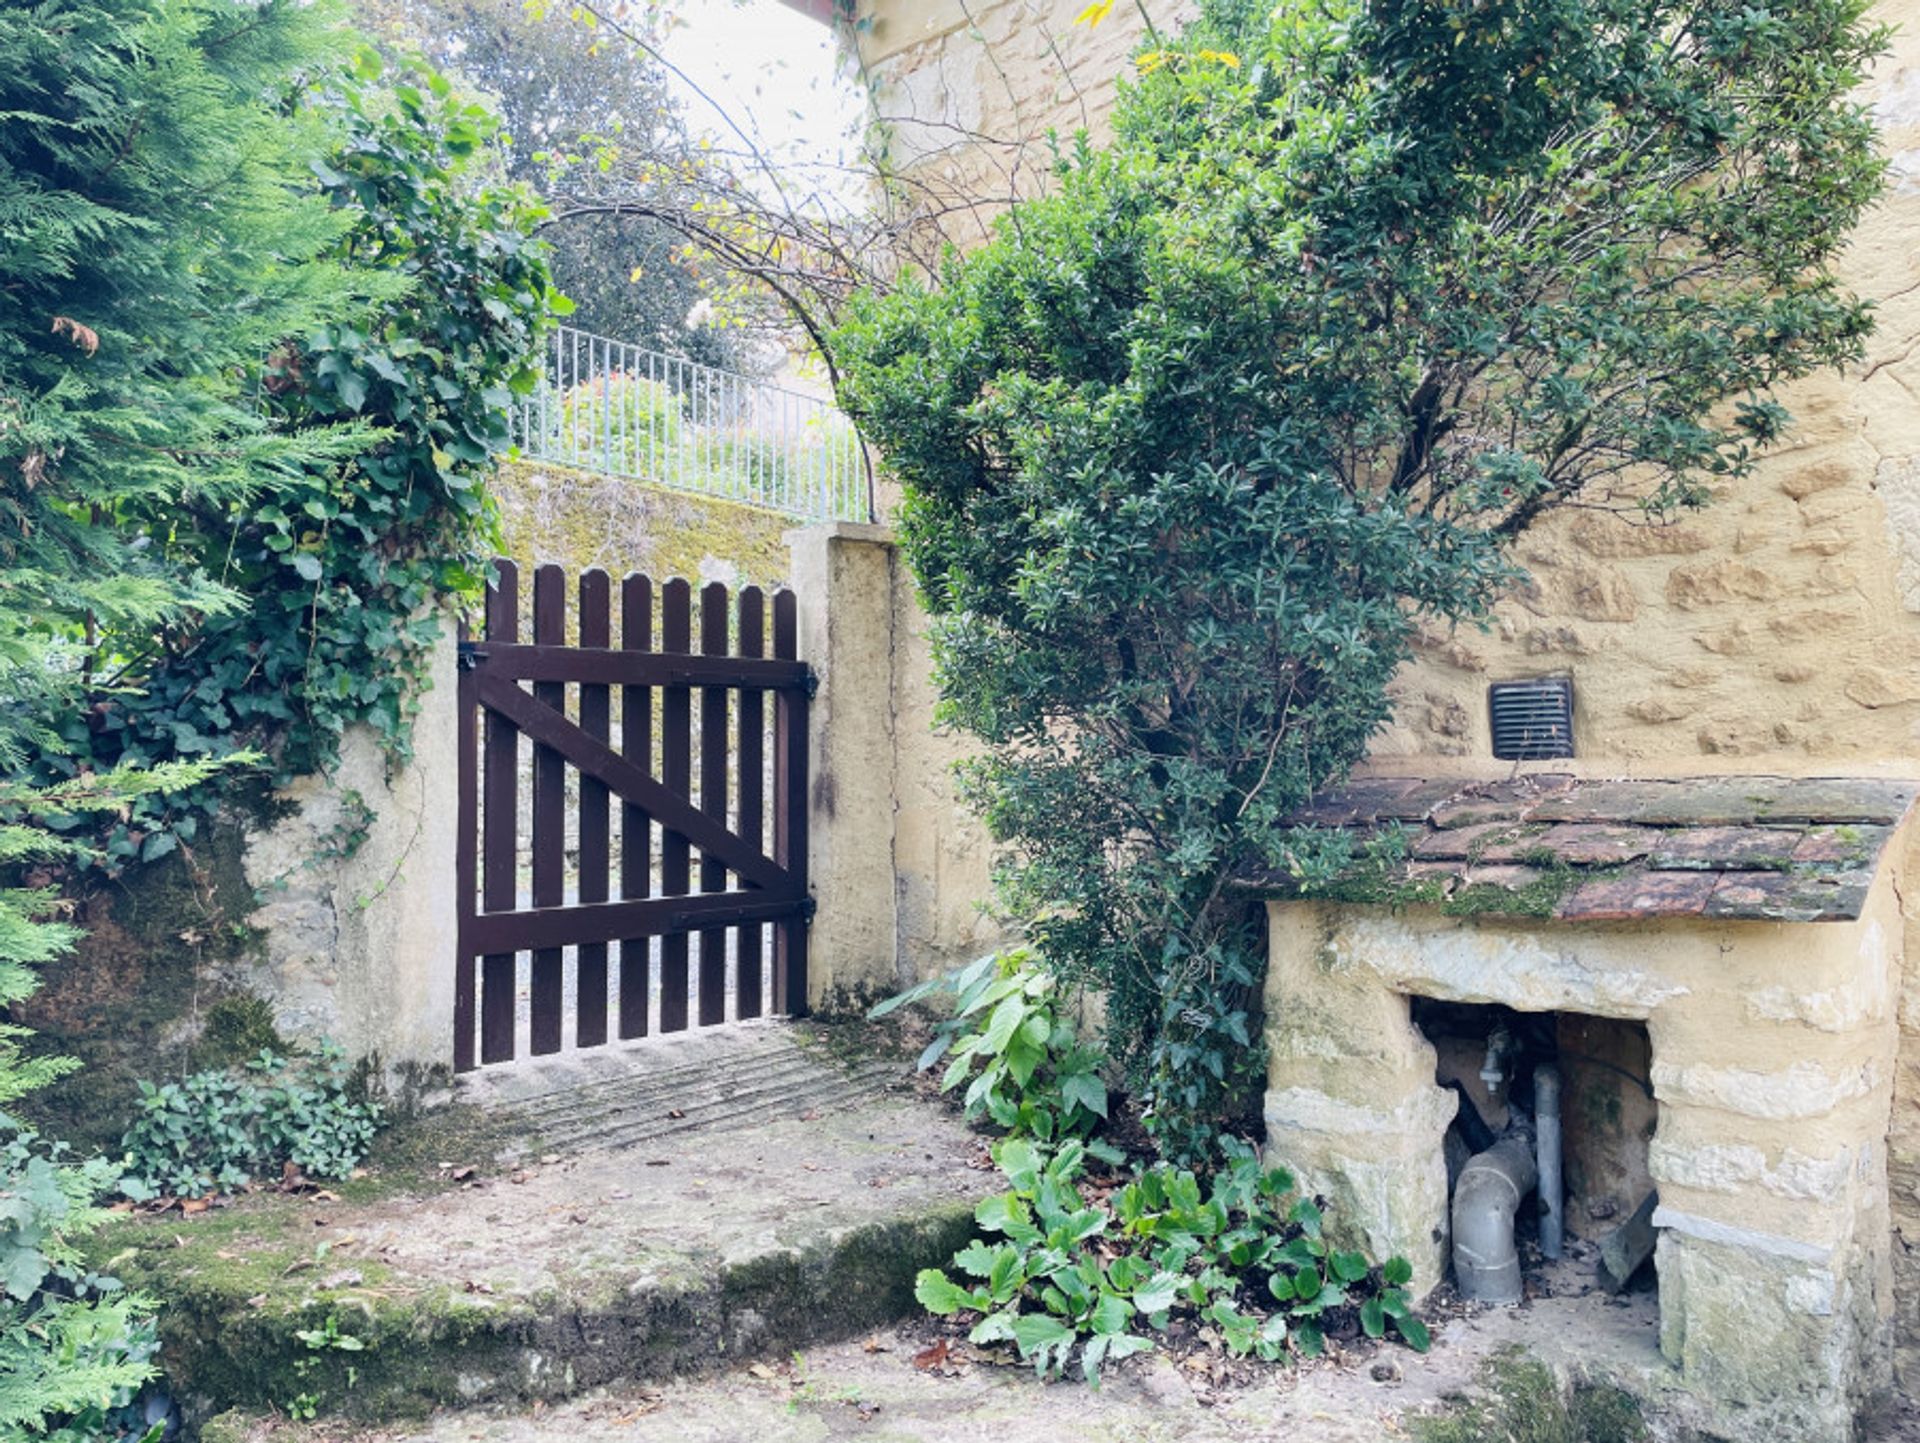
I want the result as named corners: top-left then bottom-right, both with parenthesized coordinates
top-left (1136, 50), bottom-right (1168, 74)
top-left (1076, 1), bottom-right (1115, 26)
top-left (1197, 48), bottom-right (1242, 68)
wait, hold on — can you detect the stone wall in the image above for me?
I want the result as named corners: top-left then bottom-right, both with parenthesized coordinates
top-left (1263, 862), bottom-right (1909, 1440)
top-left (851, 0), bottom-right (1920, 1399)
top-left (851, 0), bottom-right (1192, 247)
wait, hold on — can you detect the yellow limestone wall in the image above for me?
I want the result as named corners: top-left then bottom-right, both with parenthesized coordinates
top-left (851, 0), bottom-right (1920, 1397)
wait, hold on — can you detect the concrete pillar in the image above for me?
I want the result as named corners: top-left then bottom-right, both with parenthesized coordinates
top-left (787, 522), bottom-right (903, 1010)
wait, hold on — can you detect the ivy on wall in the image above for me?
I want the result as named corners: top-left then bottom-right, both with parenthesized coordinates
top-left (32, 50), bottom-right (566, 868)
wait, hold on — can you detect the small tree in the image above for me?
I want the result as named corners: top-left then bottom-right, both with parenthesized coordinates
top-left (833, 0), bottom-right (1885, 1158)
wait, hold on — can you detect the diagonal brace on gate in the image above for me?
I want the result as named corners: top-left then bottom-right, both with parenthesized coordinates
top-left (476, 672), bottom-right (787, 891)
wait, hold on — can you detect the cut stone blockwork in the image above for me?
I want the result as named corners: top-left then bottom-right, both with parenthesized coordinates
top-left (1245, 774), bottom-right (1917, 1442)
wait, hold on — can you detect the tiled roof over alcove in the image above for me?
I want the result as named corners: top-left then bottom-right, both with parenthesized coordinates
top-left (1242, 774), bottom-right (1918, 922)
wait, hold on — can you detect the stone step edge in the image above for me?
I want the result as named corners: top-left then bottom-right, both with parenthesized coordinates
top-left (142, 1197), bottom-right (980, 1431)
top-left (512, 1068), bottom-right (903, 1152)
top-left (485, 1053), bottom-right (899, 1129)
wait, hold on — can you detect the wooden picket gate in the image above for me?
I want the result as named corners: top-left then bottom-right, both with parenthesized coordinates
top-left (453, 560), bottom-right (812, 1071)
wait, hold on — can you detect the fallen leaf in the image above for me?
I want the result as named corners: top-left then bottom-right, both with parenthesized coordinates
top-left (665, 1109), bottom-right (685, 1120)
top-left (509, 1171), bottom-right (531, 1185)
top-left (912, 1339), bottom-right (951, 1371)
top-left (862, 1335), bottom-right (889, 1354)
top-left (246, 1293), bottom-right (269, 1309)
top-left (799, 1109), bottom-right (822, 1122)
top-left (747, 1363), bottom-right (778, 1381)
top-left (181, 1198), bottom-right (210, 1215)
top-left (283, 1259), bottom-right (314, 1277)
top-left (450, 1165), bottom-right (477, 1182)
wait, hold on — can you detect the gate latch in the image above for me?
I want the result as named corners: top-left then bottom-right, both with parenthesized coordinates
top-left (457, 640), bottom-right (487, 670)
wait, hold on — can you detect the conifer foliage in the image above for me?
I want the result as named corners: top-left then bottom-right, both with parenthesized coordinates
top-left (0, 2), bottom-right (556, 1433)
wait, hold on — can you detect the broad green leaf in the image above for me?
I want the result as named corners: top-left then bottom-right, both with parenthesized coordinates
top-left (914, 1268), bottom-right (972, 1315)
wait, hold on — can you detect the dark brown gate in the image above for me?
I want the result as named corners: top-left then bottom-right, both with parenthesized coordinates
top-left (453, 560), bottom-right (811, 1072)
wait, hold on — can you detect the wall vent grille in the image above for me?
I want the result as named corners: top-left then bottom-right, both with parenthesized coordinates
top-left (1489, 677), bottom-right (1575, 761)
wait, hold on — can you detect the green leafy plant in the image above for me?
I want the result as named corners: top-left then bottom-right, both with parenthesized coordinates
top-left (118, 1043), bottom-right (382, 1202)
top-left (0, 766), bottom-right (226, 1438)
top-left (833, 0), bottom-right (1887, 1161)
top-left (873, 948), bottom-right (1113, 1150)
top-left (13, 22), bottom-right (563, 873)
top-left (915, 1138), bottom-right (1425, 1382)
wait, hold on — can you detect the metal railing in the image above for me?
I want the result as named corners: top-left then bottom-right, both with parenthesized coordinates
top-left (509, 326), bottom-right (870, 523)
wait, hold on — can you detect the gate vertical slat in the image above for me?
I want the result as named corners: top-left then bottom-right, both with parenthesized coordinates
top-left (618, 575), bottom-right (653, 1039)
top-left (457, 560), bottom-right (810, 1070)
top-left (735, 587), bottom-right (766, 1021)
top-left (529, 564), bottom-right (567, 1055)
top-left (480, 561), bottom-right (521, 1064)
top-left (455, 616), bottom-right (478, 1072)
top-left (576, 569), bottom-right (612, 1050)
top-left (698, 581), bottom-right (731, 1026)
top-left (659, 579), bottom-right (694, 1033)
top-left (772, 589), bottom-right (809, 1016)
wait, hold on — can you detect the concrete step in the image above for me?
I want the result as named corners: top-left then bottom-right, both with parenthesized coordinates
top-left (457, 1021), bottom-right (905, 1155)
top-left (97, 1025), bottom-right (990, 1431)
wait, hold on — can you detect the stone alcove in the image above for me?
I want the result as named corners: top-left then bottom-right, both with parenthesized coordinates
top-left (1250, 774), bottom-right (1914, 1441)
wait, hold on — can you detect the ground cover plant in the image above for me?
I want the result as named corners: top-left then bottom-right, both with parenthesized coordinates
top-left (118, 1043), bottom-right (382, 1203)
top-left (873, 948), bottom-right (1114, 1152)
top-left (916, 1137), bottom-right (1426, 1382)
top-left (832, 0), bottom-right (1887, 1159)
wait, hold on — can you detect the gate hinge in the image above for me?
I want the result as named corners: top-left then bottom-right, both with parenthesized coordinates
top-left (802, 666), bottom-right (819, 701)
top-left (457, 640), bottom-right (487, 670)
top-left (801, 895), bottom-right (818, 925)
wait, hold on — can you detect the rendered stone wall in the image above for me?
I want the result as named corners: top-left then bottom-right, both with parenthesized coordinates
top-left (1263, 872), bottom-right (1908, 1441)
top-left (789, 523), bottom-right (1005, 1010)
top-left (241, 620), bottom-right (461, 1091)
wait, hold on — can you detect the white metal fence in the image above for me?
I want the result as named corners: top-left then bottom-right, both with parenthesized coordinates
top-left (509, 326), bottom-right (870, 523)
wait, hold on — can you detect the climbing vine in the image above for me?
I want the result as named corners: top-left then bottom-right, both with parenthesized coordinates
top-left (34, 50), bottom-right (565, 867)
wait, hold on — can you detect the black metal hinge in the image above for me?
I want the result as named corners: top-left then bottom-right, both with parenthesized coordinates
top-left (803, 667), bottom-right (820, 701)
top-left (457, 640), bottom-right (487, 670)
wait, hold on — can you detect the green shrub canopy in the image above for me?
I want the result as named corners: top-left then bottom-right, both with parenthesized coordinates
top-left (833, 0), bottom-right (1885, 1156)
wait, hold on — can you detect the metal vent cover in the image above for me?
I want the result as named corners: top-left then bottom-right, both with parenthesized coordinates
top-left (1489, 676), bottom-right (1575, 760)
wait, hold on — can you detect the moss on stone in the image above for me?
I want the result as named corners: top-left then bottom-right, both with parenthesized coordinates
top-left (17, 815), bottom-right (269, 1148)
top-left (1438, 864), bottom-right (1585, 919)
top-left (192, 995), bottom-right (288, 1071)
top-left (494, 461), bottom-right (793, 593)
top-left (1413, 1349), bottom-right (1648, 1443)
top-left (85, 1152), bottom-right (980, 1425)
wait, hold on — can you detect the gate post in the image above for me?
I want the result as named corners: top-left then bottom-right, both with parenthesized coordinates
top-left (786, 522), bottom-right (902, 1010)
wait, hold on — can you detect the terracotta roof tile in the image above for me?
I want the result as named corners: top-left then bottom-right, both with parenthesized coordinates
top-left (1241, 774), bottom-right (1917, 923)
